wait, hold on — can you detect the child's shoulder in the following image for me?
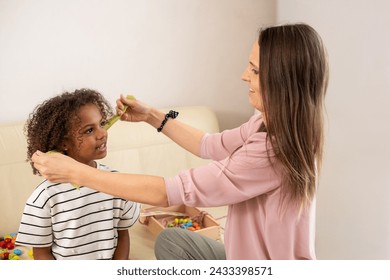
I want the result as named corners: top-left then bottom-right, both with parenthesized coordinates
top-left (27, 180), bottom-right (66, 205)
top-left (33, 180), bottom-right (75, 194)
top-left (34, 179), bottom-right (62, 190)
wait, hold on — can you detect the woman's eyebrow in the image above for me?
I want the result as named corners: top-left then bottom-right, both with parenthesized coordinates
top-left (250, 61), bottom-right (259, 69)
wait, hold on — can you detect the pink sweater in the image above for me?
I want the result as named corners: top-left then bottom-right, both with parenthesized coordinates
top-left (165, 114), bottom-right (316, 260)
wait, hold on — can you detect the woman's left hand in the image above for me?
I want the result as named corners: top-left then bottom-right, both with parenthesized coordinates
top-left (32, 151), bottom-right (82, 184)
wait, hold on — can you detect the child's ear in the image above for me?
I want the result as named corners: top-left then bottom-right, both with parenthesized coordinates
top-left (60, 145), bottom-right (67, 154)
top-left (60, 138), bottom-right (69, 153)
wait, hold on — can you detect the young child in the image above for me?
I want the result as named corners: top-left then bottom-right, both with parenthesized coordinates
top-left (16, 88), bottom-right (140, 260)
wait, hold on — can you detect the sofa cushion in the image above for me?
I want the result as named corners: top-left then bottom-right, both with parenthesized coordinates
top-left (0, 105), bottom-right (219, 236)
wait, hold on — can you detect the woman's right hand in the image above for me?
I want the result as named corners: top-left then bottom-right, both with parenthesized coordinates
top-left (32, 150), bottom-right (84, 185)
top-left (118, 94), bottom-right (204, 157)
top-left (116, 94), bottom-right (153, 123)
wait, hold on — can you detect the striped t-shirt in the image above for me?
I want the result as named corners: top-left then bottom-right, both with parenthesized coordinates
top-left (16, 162), bottom-right (140, 260)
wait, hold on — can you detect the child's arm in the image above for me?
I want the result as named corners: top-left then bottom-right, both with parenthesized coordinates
top-left (113, 229), bottom-right (130, 260)
top-left (33, 247), bottom-right (55, 260)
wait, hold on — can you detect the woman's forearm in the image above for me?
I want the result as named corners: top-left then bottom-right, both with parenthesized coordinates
top-left (75, 163), bottom-right (169, 206)
top-left (146, 108), bottom-right (205, 157)
top-left (32, 151), bottom-right (169, 206)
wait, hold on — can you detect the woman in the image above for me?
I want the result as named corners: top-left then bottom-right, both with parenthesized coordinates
top-left (32, 23), bottom-right (329, 260)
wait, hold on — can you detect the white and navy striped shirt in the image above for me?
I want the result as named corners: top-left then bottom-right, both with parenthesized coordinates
top-left (16, 163), bottom-right (140, 260)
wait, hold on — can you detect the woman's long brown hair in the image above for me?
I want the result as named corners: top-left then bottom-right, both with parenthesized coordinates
top-left (259, 23), bottom-right (329, 210)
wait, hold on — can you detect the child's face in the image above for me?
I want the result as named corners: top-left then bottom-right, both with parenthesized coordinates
top-left (62, 103), bottom-right (108, 167)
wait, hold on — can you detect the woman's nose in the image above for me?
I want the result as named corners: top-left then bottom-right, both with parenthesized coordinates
top-left (241, 66), bottom-right (250, 82)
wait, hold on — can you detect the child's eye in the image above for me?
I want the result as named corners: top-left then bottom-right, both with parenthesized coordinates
top-left (251, 68), bottom-right (259, 75)
top-left (100, 120), bottom-right (106, 127)
top-left (85, 128), bottom-right (93, 134)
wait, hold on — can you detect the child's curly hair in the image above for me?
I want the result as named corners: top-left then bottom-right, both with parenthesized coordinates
top-left (25, 88), bottom-right (113, 174)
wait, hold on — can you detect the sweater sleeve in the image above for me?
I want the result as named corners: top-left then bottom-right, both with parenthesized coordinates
top-left (165, 115), bottom-right (280, 207)
top-left (201, 114), bottom-right (263, 160)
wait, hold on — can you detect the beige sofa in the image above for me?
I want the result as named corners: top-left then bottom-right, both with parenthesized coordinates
top-left (0, 105), bottom-right (226, 260)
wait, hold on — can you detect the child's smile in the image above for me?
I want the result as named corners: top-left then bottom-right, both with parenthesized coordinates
top-left (96, 142), bottom-right (107, 152)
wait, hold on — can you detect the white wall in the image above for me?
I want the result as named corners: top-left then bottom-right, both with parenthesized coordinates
top-left (0, 0), bottom-right (275, 130)
top-left (277, 0), bottom-right (390, 259)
